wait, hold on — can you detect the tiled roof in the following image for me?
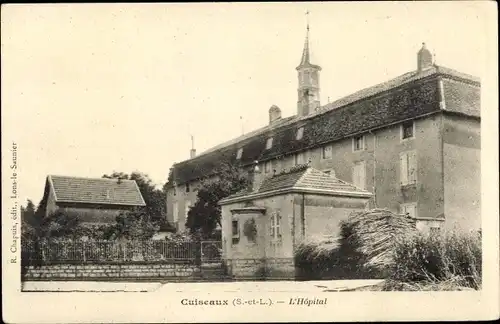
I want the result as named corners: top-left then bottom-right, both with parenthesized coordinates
top-left (259, 165), bottom-right (370, 194)
top-left (222, 165), bottom-right (371, 202)
top-left (170, 65), bottom-right (480, 186)
top-left (48, 175), bottom-right (146, 206)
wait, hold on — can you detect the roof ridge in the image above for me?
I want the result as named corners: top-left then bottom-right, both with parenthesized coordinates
top-left (48, 174), bottom-right (136, 182)
top-left (176, 116), bottom-right (298, 165)
top-left (295, 166), bottom-right (314, 186)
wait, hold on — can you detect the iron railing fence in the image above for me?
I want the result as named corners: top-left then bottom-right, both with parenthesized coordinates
top-left (21, 239), bottom-right (222, 264)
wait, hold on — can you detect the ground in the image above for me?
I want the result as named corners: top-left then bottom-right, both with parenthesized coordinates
top-left (22, 279), bottom-right (385, 293)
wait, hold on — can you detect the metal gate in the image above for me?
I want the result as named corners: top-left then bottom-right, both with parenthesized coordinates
top-left (200, 241), bottom-right (222, 264)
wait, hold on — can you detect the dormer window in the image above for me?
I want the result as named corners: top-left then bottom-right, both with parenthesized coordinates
top-left (266, 137), bottom-right (273, 150)
top-left (236, 148), bottom-right (243, 159)
top-left (296, 127), bottom-right (304, 140)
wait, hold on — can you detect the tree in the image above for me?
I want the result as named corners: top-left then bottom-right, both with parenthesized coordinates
top-left (21, 200), bottom-right (38, 241)
top-left (21, 199), bottom-right (36, 225)
top-left (38, 210), bottom-right (82, 239)
top-left (185, 162), bottom-right (249, 238)
top-left (104, 208), bottom-right (159, 240)
top-left (102, 171), bottom-right (167, 221)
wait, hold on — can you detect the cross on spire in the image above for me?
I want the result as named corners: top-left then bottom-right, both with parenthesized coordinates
top-left (306, 10), bottom-right (310, 31)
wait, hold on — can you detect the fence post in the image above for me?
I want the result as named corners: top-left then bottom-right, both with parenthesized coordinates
top-left (83, 241), bottom-right (86, 263)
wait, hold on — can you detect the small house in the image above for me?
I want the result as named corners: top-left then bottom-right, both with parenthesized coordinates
top-left (39, 175), bottom-right (146, 225)
top-left (219, 164), bottom-right (372, 279)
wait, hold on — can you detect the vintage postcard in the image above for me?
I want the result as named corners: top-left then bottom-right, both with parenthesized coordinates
top-left (2, 2), bottom-right (499, 323)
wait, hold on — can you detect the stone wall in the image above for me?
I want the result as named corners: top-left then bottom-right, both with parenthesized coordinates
top-left (225, 258), bottom-right (295, 280)
top-left (23, 263), bottom-right (201, 281)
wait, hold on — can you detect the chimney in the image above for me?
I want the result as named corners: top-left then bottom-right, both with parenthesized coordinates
top-left (269, 105), bottom-right (282, 125)
top-left (190, 135), bottom-right (196, 159)
top-left (248, 161), bottom-right (264, 192)
top-left (417, 42), bottom-right (433, 72)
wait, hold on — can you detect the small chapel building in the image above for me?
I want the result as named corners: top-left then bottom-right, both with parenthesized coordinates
top-left (219, 163), bottom-right (372, 279)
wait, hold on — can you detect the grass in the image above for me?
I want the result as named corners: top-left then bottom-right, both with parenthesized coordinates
top-left (387, 228), bottom-right (482, 290)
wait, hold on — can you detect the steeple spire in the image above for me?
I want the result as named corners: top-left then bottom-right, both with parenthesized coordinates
top-left (299, 10), bottom-right (311, 67)
top-left (296, 10), bottom-right (321, 117)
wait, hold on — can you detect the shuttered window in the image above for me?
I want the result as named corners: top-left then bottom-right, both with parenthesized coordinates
top-left (264, 161), bottom-right (272, 173)
top-left (270, 211), bottom-right (282, 255)
top-left (353, 135), bottom-right (365, 151)
top-left (185, 200), bottom-right (191, 220)
top-left (352, 161), bottom-right (366, 190)
top-left (322, 145), bottom-right (332, 159)
top-left (173, 202), bottom-right (178, 223)
top-left (294, 152), bottom-right (306, 165)
top-left (400, 151), bottom-right (417, 185)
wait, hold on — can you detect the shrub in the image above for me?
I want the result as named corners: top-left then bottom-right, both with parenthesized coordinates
top-left (389, 229), bottom-right (482, 290)
top-left (294, 209), bottom-right (415, 280)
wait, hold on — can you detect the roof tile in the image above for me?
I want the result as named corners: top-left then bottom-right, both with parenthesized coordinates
top-left (171, 65), bottom-right (480, 185)
top-left (49, 175), bottom-right (146, 206)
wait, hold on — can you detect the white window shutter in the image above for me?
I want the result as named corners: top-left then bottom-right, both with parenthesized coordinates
top-left (400, 153), bottom-right (408, 185)
top-left (173, 202), bottom-right (178, 222)
top-left (410, 205), bottom-right (417, 218)
top-left (359, 162), bottom-right (366, 190)
top-left (409, 151), bottom-right (417, 183)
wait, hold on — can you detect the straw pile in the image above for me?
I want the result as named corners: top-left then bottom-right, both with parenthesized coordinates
top-left (340, 208), bottom-right (418, 271)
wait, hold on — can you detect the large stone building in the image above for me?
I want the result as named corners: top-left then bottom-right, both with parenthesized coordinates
top-left (166, 26), bottom-right (481, 234)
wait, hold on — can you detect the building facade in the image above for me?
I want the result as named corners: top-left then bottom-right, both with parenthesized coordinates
top-left (218, 165), bottom-right (372, 278)
top-left (39, 175), bottom-right (146, 225)
top-left (166, 29), bottom-right (480, 234)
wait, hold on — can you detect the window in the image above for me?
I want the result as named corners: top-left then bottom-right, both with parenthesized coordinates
top-left (296, 127), bottom-right (304, 140)
top-left (353, 135), bottom-right (365, 151)
top-left (400, 150), bottom-right (417, 185)
top-left (185, 200), bottom-right (191, 220)
top-left (185, 182), bottom-right (190, 193)
top-left (232, 220), bottom-right (239, 237)
top-left (322, 145), bottom-right (332, 159)
top-left (232, 220), bottom-right (240, 244)
top-left (236, 148), bottom-right (243, 159)
top-left (400, 203), bottom-right (417, 218)
top-left (294, 152), bottom-right (306, 165)
top-left (401, 121), bottom-right (415, 140)
top-left (264, 161), bottom-right (272, 174)
top-left (352, 161), bottom-right (366, 190)
top-left (270, 212), bottom-right (282, 254)
top-left (266, 137), bottom-right (273, 150)
top-left (172, 202), bottom-right (178, 223)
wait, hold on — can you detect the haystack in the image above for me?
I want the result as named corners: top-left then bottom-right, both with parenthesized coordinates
top-left (340, 208), bottom-right (418, 270)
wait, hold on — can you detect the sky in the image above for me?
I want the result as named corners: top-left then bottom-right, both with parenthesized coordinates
top-left (1, 2), bottom-right (492, 206)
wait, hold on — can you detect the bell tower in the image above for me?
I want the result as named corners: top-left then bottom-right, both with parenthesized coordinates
top-left (297, 11), bottom-right (321, 117)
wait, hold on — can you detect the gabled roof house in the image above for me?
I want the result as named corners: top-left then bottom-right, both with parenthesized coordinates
top-left (40, 175), bottom-right (146, 225)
